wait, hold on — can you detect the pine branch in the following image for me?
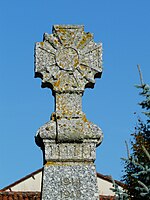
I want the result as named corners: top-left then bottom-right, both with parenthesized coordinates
top-left (137, 64), bottom-right (144, 86)
top-left (138, 180), bottom-right (149, 193)
top-left (132, 168), bottom-right (150, 177)
top-left (122, 157), bottom-right (145, 171)
top-left (110, 176), bottom-right (129, 199)
top-left (142, 145), bottom-right (150, 160)
top-left (125, 141), bottom-right (130, 159)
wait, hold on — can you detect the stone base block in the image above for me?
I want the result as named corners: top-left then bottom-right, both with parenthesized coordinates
top-left (41, 162), bottom-right (99, 200)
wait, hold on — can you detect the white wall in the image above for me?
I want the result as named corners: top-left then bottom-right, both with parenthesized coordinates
top-left (6, 172), bottom-right (42, 192)
top-left (97, 177), bottom-right (115, 196)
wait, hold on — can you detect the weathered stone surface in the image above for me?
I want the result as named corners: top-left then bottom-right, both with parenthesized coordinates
top-left (35, 118), bottom-right (103, 147)
top-left (35, 25), bottom-right (102, 92)
top-left (42, 163), bottom-right (99, 200)
top-left (34, 25), bottom-right (103, 200)
top-left (43, 140), bottom-right (96, 162)
top-left (55, 92), bottom-right (83, 118)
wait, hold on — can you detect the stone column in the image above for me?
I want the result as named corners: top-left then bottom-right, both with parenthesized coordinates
top-left (34, 25), bottom-right (103, 200)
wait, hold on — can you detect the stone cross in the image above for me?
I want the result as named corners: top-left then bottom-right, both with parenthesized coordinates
top-left (35, 25), bottom-right (103, 200)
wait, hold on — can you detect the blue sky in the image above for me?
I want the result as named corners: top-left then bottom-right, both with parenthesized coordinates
top-left (0, 0), bottom-right (150, 188)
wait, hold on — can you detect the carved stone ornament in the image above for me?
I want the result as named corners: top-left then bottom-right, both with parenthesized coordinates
top-left (35, 25), bottom-right (102, 92)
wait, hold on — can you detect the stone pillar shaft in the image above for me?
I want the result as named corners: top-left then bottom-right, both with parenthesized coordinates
top-left (42, 163), bottom-right (99, 200)
top-left (55, 92), bottom-right (83, 119)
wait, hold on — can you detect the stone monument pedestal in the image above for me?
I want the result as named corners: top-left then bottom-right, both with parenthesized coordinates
top-left (42, 163), bottom-right (99, 200)
top-left (39, 140), bottom-right (101, 200)
top-left (36, 132), bottom-right (102, 199)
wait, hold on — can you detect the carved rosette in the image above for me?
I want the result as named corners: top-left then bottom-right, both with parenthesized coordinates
top-left (35, 25), bottom-right (102, 92)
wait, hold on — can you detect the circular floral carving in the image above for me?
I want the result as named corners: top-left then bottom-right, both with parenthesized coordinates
top-left (56, 47), bottom-right (79, 71)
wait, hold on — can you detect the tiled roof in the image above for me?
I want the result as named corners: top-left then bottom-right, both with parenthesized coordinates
top-left (97, 172), bottom-right (125, 188)
top-left (0, 192), bottom-right (115, 200)
top-left (0, 191), bottom-right (40, 200)
top-left (99, 196), bottom-right (116, 200)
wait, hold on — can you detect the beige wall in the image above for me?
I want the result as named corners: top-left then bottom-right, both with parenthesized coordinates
top-left (6, 172), bottom-right (42, 192)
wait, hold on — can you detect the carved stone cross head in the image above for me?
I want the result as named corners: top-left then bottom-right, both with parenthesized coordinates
top-left (35, 25), bottom-right (102, 93)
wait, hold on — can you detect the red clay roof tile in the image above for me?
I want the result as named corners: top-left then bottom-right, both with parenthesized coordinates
top-left (0, 192), bottom-right (40, 200)
top-left (0, 192), bottom-right (116, 200)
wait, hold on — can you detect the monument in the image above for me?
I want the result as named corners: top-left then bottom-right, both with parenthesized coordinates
top-left (34, 25), bottom-right (103, 200)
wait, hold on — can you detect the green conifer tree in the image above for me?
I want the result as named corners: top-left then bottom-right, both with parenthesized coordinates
top-left (122, 66), bottom-right (150, 199)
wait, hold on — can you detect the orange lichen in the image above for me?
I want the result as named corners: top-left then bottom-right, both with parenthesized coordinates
top-left (40, 42), bottom-right (44, 46)
top-left (54, 79), bottom-right (60, 87)
top-left (88, 122), bottom-right (91, 129)
top-left (77, 33), bottom-right (92, 49)
top-left (82, 115), bottom-right (88, 122)
top-left (80, 64), bottom-right (86, 70)
top-left (51, 112), bottom-right (56, 121)
top-left (74, 58), bottom-right (79, 67)
top-left (54, 39), bottom-right (59, 44)
top-left (57, 28), bottom-right (67, 34)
